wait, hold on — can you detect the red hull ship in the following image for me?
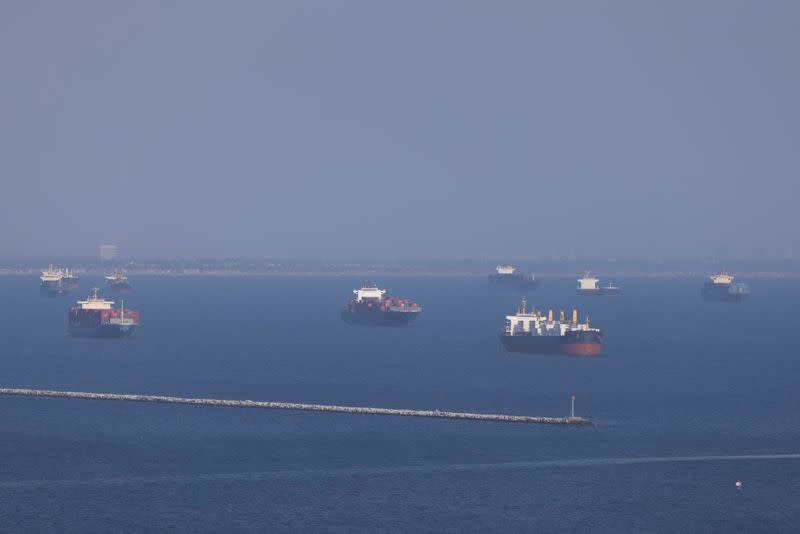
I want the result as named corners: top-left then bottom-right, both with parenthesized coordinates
top-left (69, 288), bottom-right (139, 338)
top-left (499, 298), bottom-right (602, 356)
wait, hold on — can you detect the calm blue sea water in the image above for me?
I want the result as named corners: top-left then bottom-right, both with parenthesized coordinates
top-left (0, 275), bottom-right (798, 532)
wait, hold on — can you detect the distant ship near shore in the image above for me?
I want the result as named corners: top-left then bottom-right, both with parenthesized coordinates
top-left (577, 272), bottom-right (620, 295)
top-left (499, 298), bottom-right (602, 356)
top-left (341, 284), bottom-right (421, 326)
top-left (105, 271), bottom-right (132, 290)
top-left (702, 272), bottom-right (749, 302)
top-left (39, 265), bottom-right (67, 297)
top-left (488, 265), bottom-right (540, 290)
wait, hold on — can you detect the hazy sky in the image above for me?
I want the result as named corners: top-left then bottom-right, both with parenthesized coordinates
top-left (2, 1), bottom-right (798, 259)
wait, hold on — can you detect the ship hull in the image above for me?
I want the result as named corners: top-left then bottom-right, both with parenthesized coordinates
top-left (68, 306), bottom-right (139, 338)
top-left (489, 274), bottom-right (540, 290)
top-left (341, 309), bottom-right (420, 326)
top-left (69, 324), bottom-right (136, 338)
top-left (499, 331), bottom-right (602, 356)
top-left (701, 285), bottom-right (748, 302)
top-left (577, 288), bottom-right (620, 296)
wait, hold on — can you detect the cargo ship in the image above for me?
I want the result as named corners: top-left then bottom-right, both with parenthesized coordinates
top-left (702, 272), bottom-right (749, 302)
top-left (105, 271), bottom-right (131, 290)
top-left (40, 265), bottom-right (67, 297)
top-left (68, 288), bottom-right (138, 338)
top-left (488, 265), bottom-right (540, 290)
top-left (341, 284), bottom-right (421, 326)
top-left (577, 272), bottom-right (620, 295)
top-left (499, 298), bottom-right (602, 356)
top-left (61, 268), bottom-right (80, 289)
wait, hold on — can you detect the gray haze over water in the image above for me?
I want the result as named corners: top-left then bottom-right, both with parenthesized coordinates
top-left (2, 1), bottom-right (798, 259)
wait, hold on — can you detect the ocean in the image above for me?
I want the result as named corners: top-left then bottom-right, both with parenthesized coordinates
top-left (0, 275), bottom-right (798, 532)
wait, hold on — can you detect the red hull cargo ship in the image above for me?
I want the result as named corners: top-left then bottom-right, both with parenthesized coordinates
top-left (341, 284), bottom-right (421, 326)
top-left (69, 288), bottom-right (138, 338)
top-left (499, 298), bottom-right (602, 356)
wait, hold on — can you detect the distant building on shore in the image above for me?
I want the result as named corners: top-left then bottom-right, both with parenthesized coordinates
top-left (99, 244), bottom-right (118, 262)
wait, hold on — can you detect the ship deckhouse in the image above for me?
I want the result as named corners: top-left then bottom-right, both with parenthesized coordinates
top-left (577, 272), bottom-right (600, 291)
top-left (76, 288), bottom-right (114, 310)
top-left (353, 284), bottom-right (386, 302)
top-left (40, 265), bottom-right (63, 283)
top-left (505, 298), bottom-right (598, 337)
top-left (710, 272), bottom-right (734, 284)
top-left (496, 265), bottom-right (516, 275)
top-left (105, 272), bottom-right (128, 282)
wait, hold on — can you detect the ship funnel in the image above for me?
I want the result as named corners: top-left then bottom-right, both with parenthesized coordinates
top-left (547, 309), bottom-right (553, 321)
top-left (571, 309), bottom-right (578, 324)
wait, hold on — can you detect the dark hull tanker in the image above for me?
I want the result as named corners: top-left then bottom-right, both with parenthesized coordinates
top-left (341, 284), bottom-right (421, 326)
top-left (500, 298), bottom-right (602, 356)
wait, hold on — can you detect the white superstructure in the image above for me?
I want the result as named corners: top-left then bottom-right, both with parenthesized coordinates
top-left (353, 284), bottom-right (386, 302)
top-left (75, 288), bottom-right (114, 310)
top-left (105, 272), bottom-right (128, 283)
top-left (504, 298), bottom-right (598, 337)
top-left (577, 272), bottom-right (600, 291)
top-left (496, 265), bottom-right (516, 275)
top-left (40, 265), bottom-right (63, 284)
top-left (710, 272), bottom-right (734, 284)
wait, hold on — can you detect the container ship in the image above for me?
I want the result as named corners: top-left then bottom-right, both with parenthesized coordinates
top-left (499, 297), bottom-right (602, 356)
top-left (68, 288), bottom-right (138, 338)
top-left (105, 271), bottom-right (132, 290)
top-left (40, 265), bottom-right (67, 297)
top-left (488, 265), bottom-right (540, 290)
top-left (341, 284), bottom-right (421, 326)
top-left (577, 272), bottom-right (620, 295)
top-left (702, 272), bottom-right (749, 302)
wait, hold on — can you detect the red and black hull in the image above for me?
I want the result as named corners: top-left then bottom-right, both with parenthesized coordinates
top-left (68, 308), bottom-right (139, 338)
top-left (500, 330), bottom-right (602, 356)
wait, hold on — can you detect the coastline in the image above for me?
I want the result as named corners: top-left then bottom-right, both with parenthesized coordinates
top-left (5, 269), bottom-right (800, 279)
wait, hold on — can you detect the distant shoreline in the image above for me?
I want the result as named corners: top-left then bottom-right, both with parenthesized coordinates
top-left (5, 269), bottom-right (800, 279)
